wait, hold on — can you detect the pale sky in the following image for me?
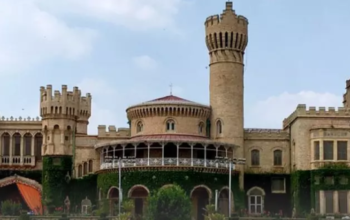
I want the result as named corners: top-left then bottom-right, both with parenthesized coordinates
top-left (0, 0), bottom-right (349, 134)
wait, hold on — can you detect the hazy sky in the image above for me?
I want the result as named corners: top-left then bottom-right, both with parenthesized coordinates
top-left (0, 0), bottom-right (349, 134)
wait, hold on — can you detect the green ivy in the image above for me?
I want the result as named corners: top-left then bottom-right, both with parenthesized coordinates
top-left (291, 164), bottom-right (350, 216)
top-left (97, 170), bottom-right (245, 210)
top-left (42, 156), bottom-right (72, 208)
top-left (69, 174), bottom-right (97, 207)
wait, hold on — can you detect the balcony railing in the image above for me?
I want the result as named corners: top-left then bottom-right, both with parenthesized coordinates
top-left (100, 157), bottom-right (231, 170)
top-left (0, 156), bottom-right (36, 166)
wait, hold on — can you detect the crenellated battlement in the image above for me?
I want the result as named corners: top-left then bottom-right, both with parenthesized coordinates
top-left (205, 2), bottom-right (248, 58)
top-left (40, 85), bottom-right (91, 121)
top-left (283, 104), bottom-right (350, 128)
top-left (97, 125), bottom-right (130, 138)
top-left (0, 116), bottom-right (41, 122)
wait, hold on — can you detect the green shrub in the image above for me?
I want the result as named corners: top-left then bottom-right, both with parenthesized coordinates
top-left (204, 204), bottom-right (226, 220)
top-left (145, 184), bottom-right (191, 220)
top-left (1, 200), bottom-right (22, 216)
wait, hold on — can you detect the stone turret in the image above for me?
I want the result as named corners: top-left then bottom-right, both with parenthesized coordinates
top-left (40, 85), bottom-right (92, 155)
top-left (206, 1), bottom-right (248, 155)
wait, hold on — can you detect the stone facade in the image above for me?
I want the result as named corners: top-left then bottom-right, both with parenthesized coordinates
top-left (0, 1), bottom-right (349, 218)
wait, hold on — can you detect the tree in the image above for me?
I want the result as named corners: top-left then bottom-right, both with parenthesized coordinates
top-left (146, 184), bottom-right (191, 220)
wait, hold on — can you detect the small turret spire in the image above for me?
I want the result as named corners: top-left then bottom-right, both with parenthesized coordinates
top-left (169, 83), bottom-right (173, 95)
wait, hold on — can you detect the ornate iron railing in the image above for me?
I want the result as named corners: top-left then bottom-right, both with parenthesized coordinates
top-left (100, 157), bottom-right (230, 169)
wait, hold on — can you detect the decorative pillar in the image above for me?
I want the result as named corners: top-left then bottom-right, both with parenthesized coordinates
top-left (216, 146), bottom-right (219, 168)
top-left (191, 144), bottom-right (194, 166)
top-left (176, 143), bottom-right (179, 166)
top-left (320, 140), bottom-right (324, 160)
top-left (147, 144), bottom-right (150, 166)
top-left (162, 143), bottom-right (165, 166)
top-left (31, 135), bottom-right (35, 156)
top-left (334, 191), bottom-right (339, 213)
top-left (134, 144), bottom-right (137, 167)
top-left (113, 146), bottom-right (116, 169)
top-left (9, 134), bottom-right (13, 165)
top-left (20, 134), bottom-right (24, 165)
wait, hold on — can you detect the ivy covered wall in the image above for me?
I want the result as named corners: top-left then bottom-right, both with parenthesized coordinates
top-left (97, 170), bottom-right (245, 210)
top-left (245, 174), bottom-right (291, 215)
top-left (42, 156), bottom-right (72, 208)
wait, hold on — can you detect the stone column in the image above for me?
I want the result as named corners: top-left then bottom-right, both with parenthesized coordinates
top-left (204, 145), bottom-right (207, 167)
top-left (333, 141), bottom-right (337, 161)
top-left (320, 190), bottom-right (325, 214)
top-left (334, 191), bottom-right (339, 213)
top-left (20, 135), bottom-right (24, 165)
top-left (320, 140), bottom-right (324, 160)
top-left (176, 144), bottom-right (179, 166)
top-left (9, 135), bottom-right (13, 165)
top-left (161, 143), bottom-right (164, 166)
top-left (147, 144), bottom-right (150, 166)
top-left (191, 144), bottom-right (194, 166)
top-left (31, 135), bottom-right (35, 156)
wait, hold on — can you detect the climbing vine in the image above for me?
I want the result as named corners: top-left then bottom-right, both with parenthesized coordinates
top-left (97, 170), bottom-right (245, 210)
top-left (42, 156), bottom-right (72, 209)
top-left (69, 174), bottom-right (97, 208)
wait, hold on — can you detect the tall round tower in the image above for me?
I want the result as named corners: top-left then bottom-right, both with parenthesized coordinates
top-left (205, 1), bottom-right (248, 157)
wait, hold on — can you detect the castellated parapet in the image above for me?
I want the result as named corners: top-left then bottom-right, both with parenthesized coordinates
top-left (97, 125), bottom-right (130, 138)
top-left (205, 1), bottom-right (248, 64)
top-left (283, 104), bottom-right (350, 129)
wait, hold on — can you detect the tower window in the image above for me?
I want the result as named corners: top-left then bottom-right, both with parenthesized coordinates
top-left (198, 122), bottom-right (204, 134)
top-left (136, 121), bottom-right (143, 133)
top-left (216, 120), bottom-right (222, 135)
top-left (166, 120), bottom-right (175, 131)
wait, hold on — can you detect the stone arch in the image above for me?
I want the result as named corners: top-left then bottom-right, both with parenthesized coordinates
top-left (190, 185), bottom-right (212, 220)
top-left (218, 186), bottom-right (234, 216)
top-left (127, 184), bottom-right (150, 198)
top-left (107, 186), bottom-right (120, 199)
top-left (190, 184), bottom-right (212, 199)
top-left (246, 186), bottom-right (265, 196)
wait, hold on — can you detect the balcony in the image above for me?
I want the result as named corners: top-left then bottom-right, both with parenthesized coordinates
top-left (100, 157), bottom-right (232, 170)
top-left (0, 156), bottom-right (36, 167)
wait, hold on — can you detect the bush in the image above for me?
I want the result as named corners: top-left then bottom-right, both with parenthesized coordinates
top-left (145, 184), bottom-right (191, 220)
top-left (204, 204), bottom-right (226, 220)
top-left (1, 200), bottom-right (22, 216)
top-left (18, 211), bottom-right (31, 220)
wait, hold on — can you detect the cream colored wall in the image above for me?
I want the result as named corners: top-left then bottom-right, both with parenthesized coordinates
top-left (131, 116), bottom-right (208, 137)
top-left (244, 129), bottom-right (290, 173)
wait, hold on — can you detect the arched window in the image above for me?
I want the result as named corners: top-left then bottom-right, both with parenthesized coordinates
top-left (78, 165), bottom-right (82, 177)
top-left (88, 160), bottom-right (93, 173)
top-left (136, 122), bottom-right (143, 133)
top-left (273, 150), bottom-right (282, 166)
top-left (13, 133), bottom-right (21, 156)
top-left (198, 122), bottom-right (204, 134)
top-left (166, 119), bottom-right (175, 131)
top-left (24, 133), bottom-right (32, 156)
top-left (247, 187), bottom-right (265, 214)
top-left (1, 133), bottom-right (10, 156)
top-left (251, 150), bottom-right (260, 166)
top-left (216, 120), bottom-right (222, 135)
top-left (83, 162), bottom-right (88, 175)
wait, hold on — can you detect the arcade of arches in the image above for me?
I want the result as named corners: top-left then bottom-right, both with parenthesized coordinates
top-left (104, 185), bottom-right (233, 220)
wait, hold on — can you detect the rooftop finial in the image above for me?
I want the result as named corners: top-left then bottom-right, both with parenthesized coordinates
top-left (169, 83), bottom-right (173, 95)
top-left (225, 1), bottom-right (233, 10)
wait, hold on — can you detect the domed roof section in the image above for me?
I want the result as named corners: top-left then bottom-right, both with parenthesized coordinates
top-left (127, 95), bottom-right (209, 110)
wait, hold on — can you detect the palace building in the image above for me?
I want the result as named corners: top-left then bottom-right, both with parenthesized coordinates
top-left (0, 1), bottom-right (349, 219)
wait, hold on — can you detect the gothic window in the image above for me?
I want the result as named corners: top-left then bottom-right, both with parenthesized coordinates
top-left (34, 133), bottom-right (43, 159)
top-left (24, 133), bottom-right (32, 156)
top-left (88, 160), bottom-right (93, 173)
top-left (251, 150), bottom-right (260, 166)
top-left (136, 121), bottom-right (143, 133)
top-left (166, 119), bottom-right (175, 131)
top-left (1, 133), bottom-right (10, 156)
top-left (78, 165), bottom-right (82, 177)
top-left (13, 133), bottom-right (21, 156)
top-left (216, 120), bottom-right (222, 135)
top-left (273, 150), bottom-right (282, 166)
top-left (83, 162), bottom-right (88, 175)
top-left (271, 177), bottom-right (285, 193)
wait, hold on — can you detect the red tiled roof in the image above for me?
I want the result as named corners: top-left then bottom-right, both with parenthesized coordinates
top-left (127, 95), bottom-right (209, 109)
top-left (147, 95), bottom-right (194, 103)
top-left (131, 134), bottom-right (208, 141)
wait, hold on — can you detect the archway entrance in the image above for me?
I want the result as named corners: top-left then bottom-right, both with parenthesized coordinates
top-left (218, 188), bottom-right (230, 216)
top-left (0, 175), bottom-right (42, 214)
top-left (191, 186), bottom-right (211, 220)
top-left (107, 187), bottom-right (119, 216)
top-left (128, 185), bottom-right (149, 219)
